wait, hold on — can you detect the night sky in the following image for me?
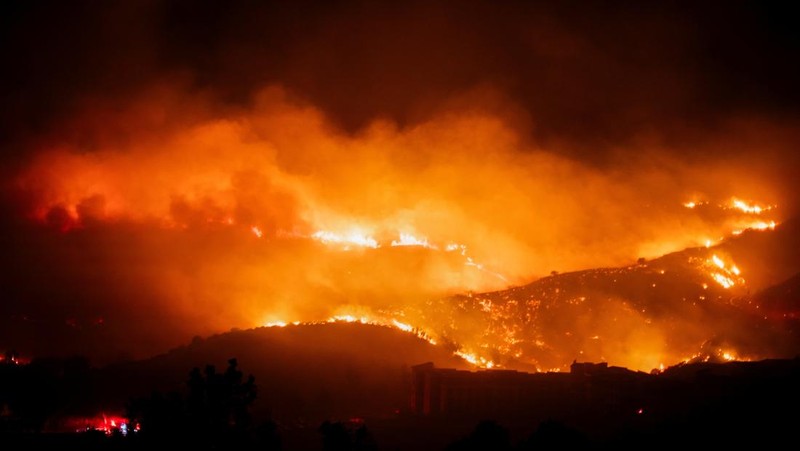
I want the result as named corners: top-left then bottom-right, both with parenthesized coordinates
top-left (2, 2), bottom-right (799, 159)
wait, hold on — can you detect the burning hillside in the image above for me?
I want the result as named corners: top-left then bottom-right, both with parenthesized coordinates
top-left (2, 2), bottom-right (800, 377)
top-left (0, 90), bottom-right (796, 372)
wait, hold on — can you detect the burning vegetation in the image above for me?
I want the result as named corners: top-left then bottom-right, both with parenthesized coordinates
top-left (2, 3), bottom-right (800, 449)
top-left (1, 87), bottom-right (796, 373)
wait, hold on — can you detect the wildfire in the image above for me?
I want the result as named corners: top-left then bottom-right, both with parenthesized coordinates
top-left (259, 314), bottom-right (514, 369)
top-left (391, 232), bottom-right (435, 249)
top-left (455, 350), bottom-right (496, 369)
top-left (311, 230), bottom-right (379, 249)
top-left (729, 198), bottom-right (774, 215)
top-left (8, 86), bottom-right (790, 375)
top-left (681, 196), bottom-right (780, 251)
top-left (262, 314), bottom-right (439, 347)
top-left (391, 319), bottom-right (414, 332)
top-left (683, 201), bottom-right (709, 209)
top-left (706, 254), bottom-right (744, 289)
top-left (681, 348), bottom-right (750, 364)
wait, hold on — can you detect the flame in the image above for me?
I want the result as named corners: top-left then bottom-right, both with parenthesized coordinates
top-left (681, 348), bottom-right (750, 364)
top-left (262, 314), bottom-right (438, 347)
top-left (706, 254), bottom-right (744, 289)
top-left (391, 319), bottom-right (414, 332)
top-left (711, 273), bottom-right (735, 289)
top-left (311, 230), bottom-right (379, 249)
top-left (681, 196), bottom-right (779, 249)
top-left (455, 350), bottom-right (496, 368)
top-left (391, 232), bottom-right (435, 249)
top-left (251, 226), bottom-right (263, 238)
top-left (750, 220), bottom-right (776, 231)
top-left (729, 198), bottom-right (773, 215)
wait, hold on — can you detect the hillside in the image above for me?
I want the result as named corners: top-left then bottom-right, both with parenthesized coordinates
top-left (401, 220), bottom-right (800, 371)
top-left (93, 322), bottom-right (469, 422)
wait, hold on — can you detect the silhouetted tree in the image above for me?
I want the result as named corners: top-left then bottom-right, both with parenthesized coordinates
top-left (7, 359), bottom-right (59, 432)
top-left (127, 357), bottom-right (259, 449)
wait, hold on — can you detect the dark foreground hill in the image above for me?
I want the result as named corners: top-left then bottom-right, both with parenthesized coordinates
top-left (93, 322), bottom-right (469, 422)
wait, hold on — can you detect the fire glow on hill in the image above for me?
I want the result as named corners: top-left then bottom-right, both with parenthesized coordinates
top-left (4, 86), bottom-right (792, 372)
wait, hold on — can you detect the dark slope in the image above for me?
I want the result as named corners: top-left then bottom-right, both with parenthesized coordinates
top-left (752, 272), bottom-right (800, 316)
top-left (94, 322), bottom-right (468, 422)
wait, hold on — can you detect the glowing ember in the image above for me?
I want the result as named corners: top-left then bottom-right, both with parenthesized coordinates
top-left (251, 226), bottom-right (263, 238)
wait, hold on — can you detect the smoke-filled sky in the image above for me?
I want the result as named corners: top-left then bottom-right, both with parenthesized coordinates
top-left (1, 0), bottom-right (799, 364)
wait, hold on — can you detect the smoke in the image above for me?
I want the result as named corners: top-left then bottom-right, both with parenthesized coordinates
top-left (1, 1), bottom-right (798, 365)
top-left (0, 82), bottom-right (793, 363)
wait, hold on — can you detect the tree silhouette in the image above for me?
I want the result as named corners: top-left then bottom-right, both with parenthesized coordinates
top-left (186, 358), bottom-right (256, 442)
top-left (1, 357), bottom-right (62, 433)
top-left (127, 357), bottom-right (259, 448)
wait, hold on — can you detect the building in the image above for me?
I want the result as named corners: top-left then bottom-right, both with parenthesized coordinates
top-left (411, 361), bottom-right (649, 417)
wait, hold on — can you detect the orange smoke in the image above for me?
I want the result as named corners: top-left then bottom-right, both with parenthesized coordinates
top-left (7, 84), bottom-right (792, 370)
